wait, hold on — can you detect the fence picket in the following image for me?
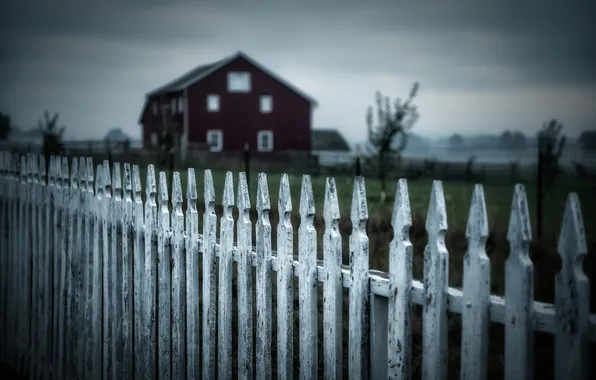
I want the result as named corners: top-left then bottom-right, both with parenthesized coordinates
top-left (28, 155), bottom-right (40, 380)
top-left (202, 169), bottom-right (217, 380)
top-left (57, 156), bottom-right (69, 380)
top-left (236, 172), bottom-right (254, 380)
top-left (122, 163), bottom-right (134, 380)
top-left (111, 163), bottom-right (123, 380)
top-left (299, 174), bottom-right (318, 380)
top-left (218, 172), bottom-right (235, 380)
top-left (555, 194), bottom-right (589, 380)
top-left (132, 164), bottom-right (145, 380)
top-left (65, 157), bottom-right (78, 379)
top-left (157, 171), bottom-right (171, 380)
top-left (277, 174), bottom-right (294, 380)
top-left (256, 173), bottom-right (272, 380)
top-left (83, 158), bottom-right (95, 379)
top-left (460, 184), bottom-right (491, 380)
top-left (504, 184), bottom-right (534, 380)
top-left (0, 153), bottom-right (6, 360)
top-left (185, 168), bottom-right (200, 380)
top-left (142, 165), bottom-right (158, 378)
top-left (422, 180), bottom-right (449, 380)
top-left (348, 176), bottom-right (370, 380)
top-left (388, 179), bottom-right (413, 380)
top-left (171, 171), bottom-right (186, 380)
top-left (102, 160), bottom-right (114, 379)
top-left (75, 157), bottom-right (88, 379)
top-left (90, 163), bottom-right (103, 380)
top-left (51, 156), bottom-right (63, 380)
top-left (18, 155), bottom-right (29, 373)
top-left (323, 177), bottom-right (343, 380)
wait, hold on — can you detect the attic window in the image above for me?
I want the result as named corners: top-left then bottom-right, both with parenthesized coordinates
top-left (227, 72), bottom-right (251, 93)
top-left (171, 98), bottom-right (177, 112)
top-left (152, 102), bottom-right (158, 116)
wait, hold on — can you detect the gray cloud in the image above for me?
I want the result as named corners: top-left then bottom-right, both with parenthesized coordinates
top-left (0, 0), bottom-right (594, 140)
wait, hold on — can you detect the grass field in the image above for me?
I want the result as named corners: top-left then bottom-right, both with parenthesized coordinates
top-left (103, 164), bottom-right (596, 379)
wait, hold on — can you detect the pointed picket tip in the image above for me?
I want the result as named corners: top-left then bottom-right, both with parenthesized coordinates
top-left (61, 157), bottom-right (68, 187)
top-left (123, 163), bottom-right (132, 196)
top-left (507, 184), bottom-right (532, 245)
top-left (392, 179), bottom-right (412, 233)
top-left (278, 173), bottom-right (292, 216)
top-left (186, 168), bottom-right (197, 203)
top-left (466, 184), bottom-right (489, 242)
top-left (71, 157), bottom-right (79, 188)
top-left (95, 164), bottom-right (103, 194)
top-left (54, 156), bottom-right (62, 187)
top-left (26, 153), bottom-right (34, 183)
top-left (222, 171), bottom-right (235, 208)
top-left (103, 160), bottom-right (112, 195)
top-left (132, 165), bottom-right (142, 200)
top-left (299, 174), bottom-right (315, 218)
top-left (425, 180), bottom-right (448, 235)
top-left (30, 154), bottom-right (39, 184)
top-left (78, 157), bottom-right (87, 190)
top-left (172, 171), bottom-right (183, 206)
top-left (350, 176), bottom-right (368, 224)
top-left (112, 163), bottom-right (122, 198)
top-left (323, 177), bottom-right (340, 223)
top-left (237, 172), bottom-right (251, 212)
top-left (20, 155), bottom-right (28, 181)
top-left (256, 172), bottom-right (270, 213)
top-left (158, 171), bottom-right (169, 204)
top-left (12, 153), bottom-right (18, 178)
top-left (86, 157), bottom-right (94, 190)
top-left (49, 156), bottom-right (58, 185)
top-left (557, 193), bottom-right (587, 259)
top-left (145, 164), bottom-right (156, 201)
top-left (204, 169), bottom-right (215, 210)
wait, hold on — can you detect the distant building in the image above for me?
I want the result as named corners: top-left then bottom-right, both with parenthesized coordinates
top-left (311, 128), bottom-right (353, 166)
top-left (138, 51), bottom-right (318, 155)
top-left (104, 128), bottom-right (131, 143)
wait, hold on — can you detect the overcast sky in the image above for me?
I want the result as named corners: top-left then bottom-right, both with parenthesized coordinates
top-left (1, 0), bottom-right (594, 142)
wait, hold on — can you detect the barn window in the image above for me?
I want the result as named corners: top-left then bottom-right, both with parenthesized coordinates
top-left (171, 98), bottom-right (177, 111)
top-left (150, 132), bottom-right (159, 147)
top-left (260, 95), bottom-right (272, 113)
top-left (207, 130), bottom-right (223, 152)
top-left (227, 72), bottom-right (251, 93)
top-left (257, 130), bottom-right (273, 152)
top-left (207, 95), bottom-right (220, 112)
top-left (152, 102), bottom-right (158, 116)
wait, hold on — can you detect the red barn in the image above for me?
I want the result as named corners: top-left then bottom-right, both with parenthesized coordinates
top-left (138, 51), bottom-right (318, 156)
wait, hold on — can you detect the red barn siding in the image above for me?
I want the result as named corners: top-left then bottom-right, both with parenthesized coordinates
top-left (141, 55), bottom-right (313, 154)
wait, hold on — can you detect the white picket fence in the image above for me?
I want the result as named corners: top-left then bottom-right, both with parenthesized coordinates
top-left (0, 151), bottom-right (593, 380)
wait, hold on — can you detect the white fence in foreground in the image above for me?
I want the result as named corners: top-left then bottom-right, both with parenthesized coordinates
top-left (0, 151), bottom-right (593, 380)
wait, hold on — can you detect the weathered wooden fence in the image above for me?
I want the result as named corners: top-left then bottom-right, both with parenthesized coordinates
top-left (0, 151), bottom-right (593, 380)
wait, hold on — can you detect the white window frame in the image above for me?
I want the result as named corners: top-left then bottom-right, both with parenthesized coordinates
top-left (257, 130), bottom-right (273, 152)
top-left (150, 132), bottom-right (159, 147)
top-left (260, 95), bottom-right (272, 113)
top-left (206, 129), bottom-right (223, 152)
top-left (207, 94), bottom-right (220, 112)
top-left (227, 71), bottom-right (251, 93)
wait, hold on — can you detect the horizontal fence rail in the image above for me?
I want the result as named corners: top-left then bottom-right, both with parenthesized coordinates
top-left (0, 151), bottom-right (593, 380)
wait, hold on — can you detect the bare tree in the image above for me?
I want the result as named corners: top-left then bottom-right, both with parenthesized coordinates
top-left (38, 110), bottom-right (65, 163)
top-left (366, 82), bottom-right (420, 202)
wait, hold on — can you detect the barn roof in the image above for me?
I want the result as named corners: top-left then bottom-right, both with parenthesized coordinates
top-left (145, 51), bottom-right (318, 106)
top-left (311, 129), bottom-right (351, 152)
